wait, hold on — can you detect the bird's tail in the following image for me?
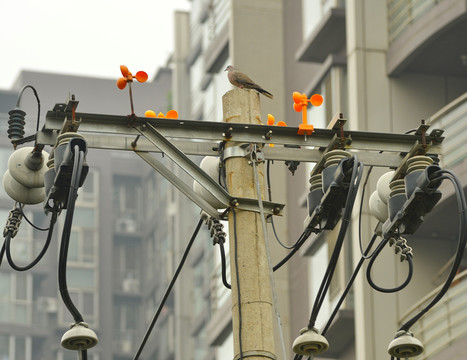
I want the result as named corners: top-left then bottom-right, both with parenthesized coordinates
top-left (258, 88), bottom-right (274, 99)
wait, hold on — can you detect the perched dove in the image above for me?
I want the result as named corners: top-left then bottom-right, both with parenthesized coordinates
top-left (225, 65), bottom-right (273, 99)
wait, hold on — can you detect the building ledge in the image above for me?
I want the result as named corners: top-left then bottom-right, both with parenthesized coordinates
top-left (296, 8), bottom-right (346, 63)
top-left (203, 23), bottom-right (229, 74)
top-left (206, 298), bottom-right (232, 346)
top-left (303, 54), bottom-right (347, 95)
top-left (388, 0), bottom-right (467, 77)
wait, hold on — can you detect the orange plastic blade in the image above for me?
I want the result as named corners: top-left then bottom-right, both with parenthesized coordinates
top-left (145, 110), bottom-right (157, 118)
top-left (117, 77), bottom-right (127, 90)
top-left (276, 121), bottom-right (287, 126)
top-left (292, 91), bottom-right (303, 104)
top-left (135, 71), bottom-right (148, 83)
top-left (166, 109), bottom-right (179, 119)
top-left (267, 114), bottom-right (275, 125)
top-left (310, 94), bottom-right (323, 106)
top-left (293, 103), bottom-right (302, 112)
top-left (120, 65), bottom-right (130, 77)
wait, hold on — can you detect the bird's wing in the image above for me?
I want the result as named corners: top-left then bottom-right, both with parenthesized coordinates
top-left (233, 71), bottom-right (259, 88)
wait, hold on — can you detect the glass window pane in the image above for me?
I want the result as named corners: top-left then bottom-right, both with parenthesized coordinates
top-left (68, 231), bottom-right (79, 262)
top-left (0, 335), bottom-right (8, 360)
top-left (82, 292), bottom-right (94, 317)
top-left (10, 240), bottom-right (30, 262)
top-left (0, 274), bottom-right (10, 300)
top-left (72, 208), bottom-right (95, 227)
top-left (15, 274), bottom-right (28, 300)
top-left (14, 337), bottom-right (26, 360)
top-left (14, 305), bottom-right (28, 324)
top-left (82, 230), bottom-right (95, 263)
top-left (0, 305), bottom-right (10, 323)
top-left (68, 268), bottom-right (95, 288)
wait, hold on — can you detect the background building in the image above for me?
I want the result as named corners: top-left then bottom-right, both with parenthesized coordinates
top-left (1, 0), bottom-right (466, 360)
top-left (0, 67), bottom-right (208, 360)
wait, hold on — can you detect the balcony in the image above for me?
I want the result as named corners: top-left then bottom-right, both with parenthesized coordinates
top-left (399, 270), bottom-right (467, 359)
top-left (428, 92), bottom-right (467, 170)
top-left (387, 0), bottom-right (467, 76)
top-left (296, 7), bottom-right (346, 63)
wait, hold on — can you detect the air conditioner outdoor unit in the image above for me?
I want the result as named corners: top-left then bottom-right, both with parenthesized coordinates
top-left (122, 278), bottom-right (140, 293)
top-left (116, 218), bottom-right (137, 233)
top-left (119, 339), bottom-right (132, 353)
top-left (37, 297), bottom-right (58, 313)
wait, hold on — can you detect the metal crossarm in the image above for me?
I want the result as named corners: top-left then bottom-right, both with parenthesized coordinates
top-left (136, 123), bottom-right (285, 218)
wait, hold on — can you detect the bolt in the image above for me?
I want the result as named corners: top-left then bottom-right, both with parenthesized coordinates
top-left (231, 199), bottom-right (239, 207)
top-left (273, 206), bottom-right (281, 215)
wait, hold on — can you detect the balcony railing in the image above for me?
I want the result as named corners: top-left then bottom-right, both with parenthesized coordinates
top-left (399, 269), bottom-right (467, 359)
top-left (388, 0), bottom-right (447, 43)
top-left (428, 92), bottom-right (467, 169)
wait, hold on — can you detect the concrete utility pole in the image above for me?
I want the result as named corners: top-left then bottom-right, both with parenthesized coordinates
top-left (223, 88), bottom-right (277, 360)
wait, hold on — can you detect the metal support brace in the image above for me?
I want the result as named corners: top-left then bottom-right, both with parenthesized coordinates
top-left (136, 123), bottom-right (284, 217)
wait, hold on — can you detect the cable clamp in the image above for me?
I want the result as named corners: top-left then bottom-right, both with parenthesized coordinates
top-left (3, 206), bottom-right (23, 238)
top-left (206, 217), bottom-right (226, 245)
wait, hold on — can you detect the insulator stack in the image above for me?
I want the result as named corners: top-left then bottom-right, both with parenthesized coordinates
top-left (7, 107), bottom-right (26, 144)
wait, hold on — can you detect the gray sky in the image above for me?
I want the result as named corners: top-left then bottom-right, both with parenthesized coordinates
top-left (0, 0), bottom-right (191, 90)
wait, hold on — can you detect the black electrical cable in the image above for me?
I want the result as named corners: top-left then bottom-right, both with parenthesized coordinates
top-left (398, 170), bottom-right (467, 332)
top-left (231, 208), bottom-right (243, 360)
top-left (365, 236), bottom-right (413, 293)
top-left (218, 240), bottom-right (231, 289)
top-left (321, 232), bottom-right (380, 335)
top-left (272, 228), bottom-right (314, 272)
top-left (4, 211), bottom-right (57, 271)
top-left (58, 146), bottom-right (85, 323)
top-left (133, 218), bottom-right (203, 360)
top-left (16, 85), bottom-right (41, 134)
top-left (18, 204), bottom-right (49, 231)
top-left (266, 160), bottom-right (295, 249)
top-left (0, 242), bottom-right (5, 267)
top-left (307, 157), bottom-right (364, 329)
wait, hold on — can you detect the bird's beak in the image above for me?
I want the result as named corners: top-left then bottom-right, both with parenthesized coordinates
top-left (224, 67), bottom-right (228, 71)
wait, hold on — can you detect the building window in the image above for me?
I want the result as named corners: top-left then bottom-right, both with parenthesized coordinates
top-left (0, 273), bottom-right (32, 324)
top-left (114, 302), bottom-right (138, 352)
top-left (113, 176), bottom-right (143, 225)
top-left (77, 169), bottom-right (98, 204)
top-left (0, 335), bottom-right (31, 360)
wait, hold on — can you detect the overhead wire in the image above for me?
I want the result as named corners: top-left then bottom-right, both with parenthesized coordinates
top-left (231, 208), bottom-right (244, 360)
top-left (272, 228), bottom-right (314, 272)
top-left (58, 145), bottom-right (85, 323)
top-left (216, 145), bottom-right (243, 359)
top-left (307, 156), bottom-right (363, 329)
top-left (4, 211), bottom-right (57, 271)
top-left (252, 146), bottom-right (286, 360)
top-left (365, 236), bottom-right (413, 293)
top-left (218, 239), bottom-right (231, 289)
top-left (321, 232), bottom-right (380, 335)
top-left (15, 84), bottom-right (41, 135)
top-left (266, 160), bottom-right (295, 249)
top-left (398, 169), bottom-right (466, 332)
top-left (133, 218), bottom-right (204, 360)
top-left (17, 204), bottom-right (50, 231)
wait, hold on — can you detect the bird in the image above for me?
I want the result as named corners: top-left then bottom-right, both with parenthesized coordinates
top-left (225, 65), bottom-right (273, 99)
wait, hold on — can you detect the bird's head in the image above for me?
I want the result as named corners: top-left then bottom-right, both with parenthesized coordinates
top-left (225, 65), bottom-right (234, 72)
